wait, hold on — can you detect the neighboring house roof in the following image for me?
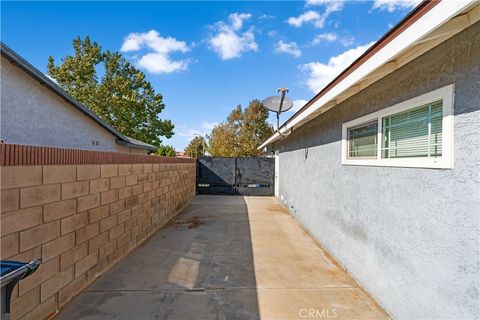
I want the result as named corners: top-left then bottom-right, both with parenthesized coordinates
top-left (0, 42), bottom-right (157, 151)
top-left (175, 151), bottom-right (189, 158)
top-left (259, 0), bottom-right (480, 149)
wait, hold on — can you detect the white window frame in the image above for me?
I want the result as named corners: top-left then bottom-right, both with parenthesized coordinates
top-left (341, 84), bottom-right (454, 169)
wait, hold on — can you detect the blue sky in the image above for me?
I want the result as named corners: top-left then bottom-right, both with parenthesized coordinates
top-left (1, 1), bottom-right (420, 150)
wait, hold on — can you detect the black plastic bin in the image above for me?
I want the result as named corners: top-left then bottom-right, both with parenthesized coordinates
top-left (0, 259), bottom-right (41, 319)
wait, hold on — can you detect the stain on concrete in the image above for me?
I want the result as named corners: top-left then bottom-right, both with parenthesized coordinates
top-left (266, 204), bottom-right (288, 214)
top-left (171, 216), bottom-right (204, 229)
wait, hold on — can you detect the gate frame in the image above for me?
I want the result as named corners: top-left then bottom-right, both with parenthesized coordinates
top-left (196, 156), bottom-right (275, 196)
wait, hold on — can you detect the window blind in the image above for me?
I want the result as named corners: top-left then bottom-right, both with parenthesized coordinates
top-left (348, 121), bottom-right (378, 158)
top-left (382, 100), bottom-right (443, 158)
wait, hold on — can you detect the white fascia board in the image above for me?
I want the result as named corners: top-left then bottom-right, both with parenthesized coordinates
top-left (259, 0), bottom-right (476, 150)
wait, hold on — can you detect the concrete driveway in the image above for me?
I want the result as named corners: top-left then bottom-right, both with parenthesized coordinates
top-left (57, 196), bottom-right (388, 319)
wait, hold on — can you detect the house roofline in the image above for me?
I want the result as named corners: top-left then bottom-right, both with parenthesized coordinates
top-left (286, 0), bottom-right (438, 127)
top-left (259, 0), bottom-right (479, 150)
top-left (1, 42), bottom-right (157, 151)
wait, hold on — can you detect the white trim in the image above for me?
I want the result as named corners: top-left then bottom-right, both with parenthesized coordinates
top-left (259, 1), bottom-right (476, 150)
top-left (341, 84), bottom-right (454, 169)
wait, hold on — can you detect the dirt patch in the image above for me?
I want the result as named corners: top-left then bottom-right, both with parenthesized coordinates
top-left (170, 216), bottom-right (204, 229)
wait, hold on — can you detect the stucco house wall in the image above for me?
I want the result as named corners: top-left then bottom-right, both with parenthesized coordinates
top-left (0, 56), bottom-right (145, 154)
top-left (271, 23), bottom-right (479, 319)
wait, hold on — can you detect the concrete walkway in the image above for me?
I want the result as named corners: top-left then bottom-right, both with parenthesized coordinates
top-left (57, 196), bottom-right (388, 319)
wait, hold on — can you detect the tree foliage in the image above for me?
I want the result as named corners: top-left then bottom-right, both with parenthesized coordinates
top-left (47, 36), bottom-right (174, 147)
top-left (185, 136), bottom-right (206, 158)
top-left (155, 145), bottom-right (176, 157)
top-left (208, 124), bottom-right (237, 157)
top-left (209, 100), bottom-right (273, 157)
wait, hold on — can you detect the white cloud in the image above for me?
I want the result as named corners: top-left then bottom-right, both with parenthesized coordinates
top-left (208, 13), bottom-right (258, 60)
top-left (259, 14), bottom-right (275, 20)
top-left (136, 53), bottom-right (188, 73)
top-left (287, 10), bottom-right (321, 28)
top-left (121, 38), bottom-right (142, 52)
top-left (275, 40), bottom-right (302, 58)
top-left (287, 1), bottom-right (343, 29)
top-left (306, 0), bottom-right (344, 12)
top-left (291, 99), bottom-right (309, 112)
top-left (209, 29), bottom-right (257, 60)
top-left (311, 32), bottom-right (354, 47)
top-left (120, 30), bottom-right (190, 74)
top-left (372, 0), bottom-right (422, 12)
top-left (311, 32), bottom-right (337, 44)
top-left (178, 128), bottom-right (204, 139)
top-left (300, 42), bottom-right (375, 93)
top-left (201, 121), bottom-right (218, 130)
top-left (177, 121), bottom-right (218, 140)
top-left (229, 13), bottom-right (252, 31)
top-left (268, 30), bottom-right (277, 37)
top-left (338, 36), bottom-right (355, 47)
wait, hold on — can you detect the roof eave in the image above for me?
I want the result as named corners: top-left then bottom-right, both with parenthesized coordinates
top-left (115, 139), bottom-right (158, 151)
top-left (259, 0), bottom-right (479, 150)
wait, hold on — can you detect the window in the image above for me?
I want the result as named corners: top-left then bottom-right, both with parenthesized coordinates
top-left (348, 121), bottom-right (378, 158)
top-left (342, 85), bottom-right (454, 169)
top-left (381, 100), bottom-right (442, 159)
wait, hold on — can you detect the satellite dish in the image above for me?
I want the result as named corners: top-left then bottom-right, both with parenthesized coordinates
top-left (262, 88), bottom-right (293, 137)
top-left (262, 95), bottom-right (293, 113)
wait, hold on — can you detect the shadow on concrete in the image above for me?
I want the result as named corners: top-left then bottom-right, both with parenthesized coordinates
top-left (57, 196), bottom-right (260, 320)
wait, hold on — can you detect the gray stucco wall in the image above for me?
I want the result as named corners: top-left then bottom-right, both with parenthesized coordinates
top-left (272, 23), bottom-right (479, 319)
top-left (0, 57), bottom-right (144, 154)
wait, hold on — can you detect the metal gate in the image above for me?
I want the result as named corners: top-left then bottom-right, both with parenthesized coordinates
top-left (196, 157), bottom-right (274, 196)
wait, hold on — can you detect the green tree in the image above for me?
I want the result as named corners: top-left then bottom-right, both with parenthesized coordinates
top-left (209, 100), bottom-right (273, 157)
top-left (155, 145), bottom-right (176, 157)
top-left (185, 136), bottom-right (206, 158)
top-left (47, 36), bottom-right (173, 146)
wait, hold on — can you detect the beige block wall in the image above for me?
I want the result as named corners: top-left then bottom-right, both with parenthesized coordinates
top-left (0, 162), bottom-right (196, 320)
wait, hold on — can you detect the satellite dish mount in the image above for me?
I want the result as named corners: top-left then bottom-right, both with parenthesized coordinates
top-left (262, 88), bottom-right (293, 137)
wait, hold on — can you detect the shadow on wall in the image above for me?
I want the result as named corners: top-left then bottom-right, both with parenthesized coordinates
top-left (56, 196), bottom-right (260, 319)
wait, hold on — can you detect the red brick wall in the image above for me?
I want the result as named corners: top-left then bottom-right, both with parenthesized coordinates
top-left (1, 147), bottom-right (197, 320)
